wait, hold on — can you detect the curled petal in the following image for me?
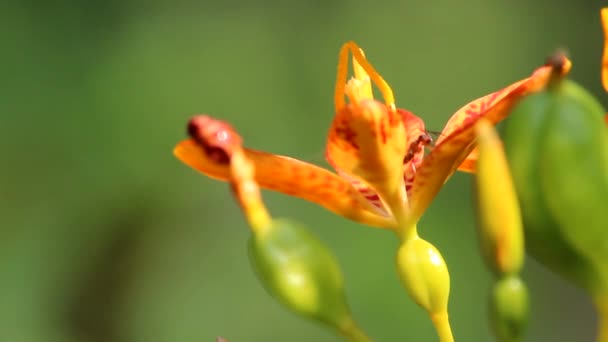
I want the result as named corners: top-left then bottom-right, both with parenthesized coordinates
top-left (437, 57), bottom-right (571, 146)
top-left (335, 41), bottom-right (395, 111)
top-left (408, 58), bottom-right (571, 223)
top-left (187, 115), bottom-right (273, 230)
top-left (175, 139), bottom-right (395, 228)
top-left (326, 100), bottom-right (408, 217)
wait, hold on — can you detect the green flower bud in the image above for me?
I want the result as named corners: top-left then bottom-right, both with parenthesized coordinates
top-left (396, 237), bottom-right (453, 341)
top-left (504, 78), bottom-right (608, 295)
top-left (248, 218), bottom-right (369, 341)
top-left (537, 80), bottom-right (608, 269)
top-left (489, 275), bottom-right (529, 342)
top-left (396, 237), bottom-right (450, 315)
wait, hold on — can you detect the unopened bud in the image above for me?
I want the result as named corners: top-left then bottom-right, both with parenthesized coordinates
top-left (489, 276), bottom-right (529, 342)
top-left (249, 218), bottom-right (369, 340)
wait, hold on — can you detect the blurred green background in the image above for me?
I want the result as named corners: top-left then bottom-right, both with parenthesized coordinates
top-left (1, 1), bottom-right (606, 341)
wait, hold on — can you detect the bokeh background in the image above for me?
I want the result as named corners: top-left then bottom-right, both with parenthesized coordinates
top-left (1, 1), bottom-right (606, 341)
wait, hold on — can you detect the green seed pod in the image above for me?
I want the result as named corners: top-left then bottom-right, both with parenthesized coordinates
top-left (248, 218), bottom-right (366, 339)
top-left (489, 275), bottom-right (529, 342)
top-left (396, 237), bottom-right (450, 315)
top-left (503, 78), bottom-right (608, 294)
top-left (537, 80), bottom-right (608, 272)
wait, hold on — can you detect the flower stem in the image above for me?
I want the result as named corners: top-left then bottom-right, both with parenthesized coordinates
top-left (430, 311), bottom-right (454, 342)
top-left (338, 318), bottom-right (372, 342)
top-left (596, 295), bottom-right (608, 342)
top-left (230, 151), bottom-right (271, 235)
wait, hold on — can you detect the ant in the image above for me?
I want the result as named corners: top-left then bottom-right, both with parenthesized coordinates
top-left (403, 132), bottom-right (436, 164)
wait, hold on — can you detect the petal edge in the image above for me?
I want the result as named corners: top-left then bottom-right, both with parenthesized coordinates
top-left (175, 139), bottom-right (395, 228)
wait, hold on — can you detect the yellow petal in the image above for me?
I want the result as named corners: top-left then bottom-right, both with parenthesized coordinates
top-left (326, 100), bottom-right (408, 221)
top-left (602, 8), bottom-right (608, 93)
top-left (408, 58), bottom-right (570, 223)
top-left (174, 139), bottom-right (395, 228)
top-left (474, 119), bottom-right (524, 275)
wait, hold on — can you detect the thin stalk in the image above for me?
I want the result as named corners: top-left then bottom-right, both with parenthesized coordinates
top-left (338, 318), bottom-right (373, 342)
top-left (431, 312), bottom-right (454, 342)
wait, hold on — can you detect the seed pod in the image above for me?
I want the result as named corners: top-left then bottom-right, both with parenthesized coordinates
top-left (537, 80), bottom-right (608, 269)
top-left (503, 78), bottom-right (608, 294)
top-left (248, 218), bottom-right (366, 338)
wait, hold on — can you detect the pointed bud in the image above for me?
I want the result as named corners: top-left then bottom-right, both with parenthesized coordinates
top-left (489, 276), bottom-right (529, 342)
top-left (504, 78), bottom-right (608, 294)
top-left (249, 218), bottom-right (370, 341)
top-left (535, 80), bottom-right (608, 269)
top-left (396, 237), bottom-right (453, 340)
top-left (474, 119), bottom-right (524, 275)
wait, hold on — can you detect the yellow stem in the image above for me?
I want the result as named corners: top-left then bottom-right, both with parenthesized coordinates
top-left (338, 318), bottom-right (372, 342)
top-left (430, 311), bottom-right (454, 342)
top-left (382, 182), bottom-right (410, 229)
top-left (391, 187), bottom-right (417, 242)
top-left (230, 151), bottom-right (271, 235)
top-left (395, 222), bottom-right (418, 243)
top-left (596, 295), bottom-right (608, 342)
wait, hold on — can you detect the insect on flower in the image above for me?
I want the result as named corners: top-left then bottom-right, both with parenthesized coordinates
top-left (403, 131), bottom-right (436, 164)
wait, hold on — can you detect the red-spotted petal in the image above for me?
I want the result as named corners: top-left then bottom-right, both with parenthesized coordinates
top-left (437, 60), bottom-right (570, 146)
top-left (408, 58), bottom-right (571, 223)
top-left (399, 109), bottom-right (427, 194)
top-left (174, 139), bottom-right (395, 228)
top-left (326, 100), bottom-right (407, 213)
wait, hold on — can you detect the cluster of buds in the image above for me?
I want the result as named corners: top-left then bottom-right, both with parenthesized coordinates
top-left (474, 118), bottom-right (529, 341)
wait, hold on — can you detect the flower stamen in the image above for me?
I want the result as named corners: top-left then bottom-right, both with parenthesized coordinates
top-left (334, 41), bottom-right (396, 112)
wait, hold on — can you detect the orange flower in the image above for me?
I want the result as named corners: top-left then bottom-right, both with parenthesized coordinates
top-left (174, 41), bottom-right (568, 235)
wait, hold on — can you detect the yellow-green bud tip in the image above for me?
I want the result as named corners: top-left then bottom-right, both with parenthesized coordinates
top-left (474, 119), bottom-right (524, 275)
